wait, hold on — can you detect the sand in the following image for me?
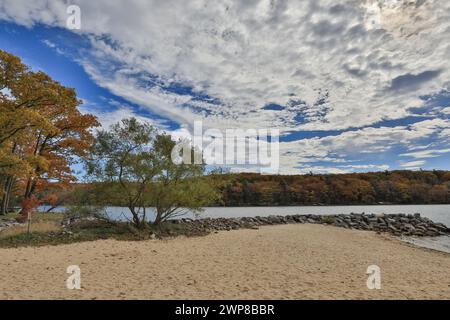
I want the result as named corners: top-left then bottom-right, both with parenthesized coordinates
top-left (0, 224), bottom-right (449, 300)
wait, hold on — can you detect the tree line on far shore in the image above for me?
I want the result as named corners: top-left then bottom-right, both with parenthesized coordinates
top-left (219, 170), bottom-right (450, 206)
top-left (35, 169), bottom-right (450, 210)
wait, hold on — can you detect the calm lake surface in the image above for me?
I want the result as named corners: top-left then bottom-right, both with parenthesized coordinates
top-left (43, 204), bottom-right (450, 226)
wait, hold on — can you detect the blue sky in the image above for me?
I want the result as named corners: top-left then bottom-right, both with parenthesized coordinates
top-left (1, 1), bottom-right (449, 174)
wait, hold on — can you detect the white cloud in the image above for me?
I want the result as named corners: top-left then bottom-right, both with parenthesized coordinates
top-left (400, 148), bottom-right (450, 159)
top-left (1, 0), bottom-right (449, 131)
top-left (400, 160), bottom-right (426, 168)
top-left (439, 129), bottom-right (450, 139)
top-left (79, 102), bottom-right (170, 131)
top-left (276, 118), bottom-right (449, 172)
top-left (338, 164), bottom-right (390, 170)
top-left (286, 118), bottom-right (450, 157)
top-left (41, 39), bottom-right (56, 48)
top-left (1, 0), bottom-right (450, 173)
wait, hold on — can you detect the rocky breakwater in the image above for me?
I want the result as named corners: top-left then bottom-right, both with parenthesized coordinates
top-left (173, 213), bottom-right (450, 237)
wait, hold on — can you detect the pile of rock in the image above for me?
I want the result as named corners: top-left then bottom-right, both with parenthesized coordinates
top-left (57, 212), bottom-right (450, 238)
top-left (61, 216), bottom-right (99, 228)
top-left (172, 213), bottom-right (450, 237)
top-left (0, 220), bottom-right (22, 232)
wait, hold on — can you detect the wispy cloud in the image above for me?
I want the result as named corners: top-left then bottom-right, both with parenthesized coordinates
top-left (400, 148), bottom-right (450, 159)
top-left (1, 0), bottom-right (449, 173)
top-left (400, 160), bottom-right (427, 168)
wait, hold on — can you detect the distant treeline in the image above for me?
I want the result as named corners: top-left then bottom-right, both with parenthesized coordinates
top-left (55, 170), bottom-right (450, 208)
top-left (218, 170), bottom-right (450, 206)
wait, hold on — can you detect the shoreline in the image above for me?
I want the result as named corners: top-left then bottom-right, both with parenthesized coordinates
top-left (1, 212), bottom-right (448, 253)
top-left (172, 213), bottom-right (450, 254)
top-left (400, 236), bottom-right (450, 254)
top-left (35, 205), bottom-right (450, 233)
top-left (0, 224), bottom-right (449, 300)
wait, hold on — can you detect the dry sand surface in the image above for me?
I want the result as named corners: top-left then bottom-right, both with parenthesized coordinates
top-left (0, 224), bottom-right (449, 300)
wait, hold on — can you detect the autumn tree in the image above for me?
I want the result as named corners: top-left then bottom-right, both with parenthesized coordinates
top-left (18, 85), bottom-right (99, 204)
top-left (0, 49), bottom-right (99, 215)
top-left (0, 50), bottom-right (56, 147)
top-left (219, 171), bottom-right (450, 206)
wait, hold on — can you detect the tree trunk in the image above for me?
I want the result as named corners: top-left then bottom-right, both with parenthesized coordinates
top-left (46, 206), bottom-right (57, 213)
top-left (23, 177), bottom-right (33, 200)
top-left (1, 176), bottom-right (14, 214)
top-left (0, 191), bottom-right (7, 215)
top-left (22, 135), bottom-right (41, 201)
top-left (5, 177), bottom-right (14, 212)
top-left (153, 209), bottom-right (163, 225)
top-left (1, 144), bottom-right (17, 215)
top-left (1, 179), bottom-right (7, 215)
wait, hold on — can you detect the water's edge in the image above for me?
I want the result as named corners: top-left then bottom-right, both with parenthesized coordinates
top-left (42, 205), bottom-right (450, 253)
top-left (400, 236), bottom-right (450, 254)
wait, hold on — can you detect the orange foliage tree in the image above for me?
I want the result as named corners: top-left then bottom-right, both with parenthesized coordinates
top-left (0, 49), bottom-right (99, 216)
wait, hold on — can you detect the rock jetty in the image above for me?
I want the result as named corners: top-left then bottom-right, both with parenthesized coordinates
top-left (172, 213), bottom-right (450, 237)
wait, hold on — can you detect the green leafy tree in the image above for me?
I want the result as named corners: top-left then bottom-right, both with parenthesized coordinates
top-left (150, 135), bottom-right (221, 224)
top-left (87, 118), bottom-right (221, 227)
top-left (87, 118), bottom-right (159, 228)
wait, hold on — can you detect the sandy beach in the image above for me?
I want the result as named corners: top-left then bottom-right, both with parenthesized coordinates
top-left (0, 224), bottom-right (449, 300)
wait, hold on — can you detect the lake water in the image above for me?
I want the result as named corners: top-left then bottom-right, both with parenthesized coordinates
top-left (42, 204), bottom-right (450, 226)
top-left (41, 204), bottom-right (450, 253)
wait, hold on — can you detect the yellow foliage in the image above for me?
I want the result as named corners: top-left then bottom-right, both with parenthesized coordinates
top-left (0, 49), bottom-right (100, 209)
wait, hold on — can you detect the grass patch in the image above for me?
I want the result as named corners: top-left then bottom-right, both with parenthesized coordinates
top-left (33, 212), bottom-right (65, 223)
top-left (1, 206), bottom-right (207, 248)
top-left (0, 212), bottom-right (64, 239)
top-left (0, 219), bottom-right (205, 248)
top-left (0, 232), bottom-right (74, 248)
top-left (0, 212), bottom-right (64, 223)
top-left (0, 221), bottom-right (61, 239)
top-left (0, 212), bottom-right (20, 221)
top-left (320, 215), bottom-right (335, 224)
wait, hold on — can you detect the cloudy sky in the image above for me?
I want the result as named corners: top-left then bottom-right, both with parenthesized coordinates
top-left (1, 0), bottom-right (449, 174)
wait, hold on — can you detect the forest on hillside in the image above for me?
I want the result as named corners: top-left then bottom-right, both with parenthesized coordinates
top-left (218, 171), bottom-right (450, 206)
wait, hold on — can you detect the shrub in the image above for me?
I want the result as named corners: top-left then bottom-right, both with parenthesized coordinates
top-left (321, 215), bottom-right (335, 224)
